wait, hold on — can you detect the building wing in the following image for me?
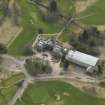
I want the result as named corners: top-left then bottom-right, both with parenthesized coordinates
top-left (66, 50), bottom-right (99, 68)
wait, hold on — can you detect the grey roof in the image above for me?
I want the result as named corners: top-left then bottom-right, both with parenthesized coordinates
top-left (36, 40), bottom-right (47, 49)
top-left (47, 39), bottom-right (55, 48)
top-left (66, 50), bottom-right (99, 67)
top-left (53, 45), bottom-right (63, 56)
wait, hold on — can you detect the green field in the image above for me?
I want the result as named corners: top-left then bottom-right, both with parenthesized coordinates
top-left (0, 74), bottom-right (24, 105)
top-left (60, 0), bottom-right (105, 42)
top-left (0, 9), bottom-right (4, 16)
top-left (79, 0), bottom-right (105, 25)
top-left (8, 0), bottom-right (105, 55)
top-left (15, 81), bottom-right (105, 105)
top-left (0, 11), bottom-right (3, 16)
top-left (8, 0), bottom-right (74, 55)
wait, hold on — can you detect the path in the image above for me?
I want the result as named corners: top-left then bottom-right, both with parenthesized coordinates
top-left (5, 55), bottom-right (33, 105)
top-left (33, 74), bottom-right (97, 83)
top-left (7, 27), bottom-right (23, 48)
top-left (5, 54), bottom-right (104, 105)
top-left (7, 79), bottom-right (29, 105)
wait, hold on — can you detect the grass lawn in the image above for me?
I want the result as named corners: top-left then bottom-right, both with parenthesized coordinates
top-left (0, 73), bottom-right (25, 105)
top-left (78, 0), bottom-right (105, 25)
top-left (0, 9), bottom-right (4, 16)
top-left (7, 0), bottom-right (105, 54)
top-left (8, 0), bottom-right (74, 55)
top-left (0, 11), bottom-right (3, 16)
top-left (16, 81), bottom-right (105, 105)
top-left (59, 25), bottom-right (76, 42)
top-left (60, 0), bottom-right (105, 42)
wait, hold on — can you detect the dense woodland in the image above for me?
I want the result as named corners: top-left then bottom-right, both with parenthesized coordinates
top-left (70, 27), bottom-right (105, 56)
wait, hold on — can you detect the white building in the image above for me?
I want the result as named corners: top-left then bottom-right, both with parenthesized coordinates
top-left (65, 50), bottom-right (99, 68)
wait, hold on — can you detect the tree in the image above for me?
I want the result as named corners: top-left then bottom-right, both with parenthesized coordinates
top-left (97, 60), bottom-right (105, 74)
top-left (44, 0), bottom-right (59, 21)
top-left (70, 27), bottom-right (104, 56)
top-left (22, 45), bottom-right (33, 56)
top-left (78, 29), bottom-right (89, 42)
top-left (38, 28), bottom-right (43, 34)
top-left (49, 0), bottom-right (58, 12)
top-left (0, 43), bottom-right (7, 54)
top-left (25, 58), bottom-right (52, 76)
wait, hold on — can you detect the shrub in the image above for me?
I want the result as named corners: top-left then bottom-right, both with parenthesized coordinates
top-left (25, 58), bottom-right (52, 76)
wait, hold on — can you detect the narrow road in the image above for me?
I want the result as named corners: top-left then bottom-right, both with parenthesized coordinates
top-left (4, 54), bottom-right (103, 105)
top-left (7, 27), bottom-right (23, 48)
top-left (2, 54), bottom-right (33, 79)
top-left (7, 79), bottom-right (28, 105)
top-left (6, 73), bottom-right (33, 105)
top-left (33, 74), bottom-right (97, 83)
top-left (5, 55), bottom-right (33, 105)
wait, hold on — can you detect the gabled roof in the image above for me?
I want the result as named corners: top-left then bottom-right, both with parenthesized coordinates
top-left (52, 45), bottom-right (64, 57)
top-left (66, 50), bottom-right (99, 67)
